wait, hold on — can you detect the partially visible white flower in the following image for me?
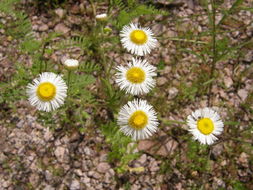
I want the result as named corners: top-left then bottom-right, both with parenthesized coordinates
top-left (117, 99), bottom-right (159, 140)
top-left (27, 72), bottom-right (67, 112)
top-left (63, 59), bottom-right (79, 70)
top-left (120, 23), bottom-right (158, 56)
top-left (95, 13), bottom-right (107, 21)
top-left (187, 107), bottom-right (224, 145)
top-left (115, 57), bottom-right (156, 95)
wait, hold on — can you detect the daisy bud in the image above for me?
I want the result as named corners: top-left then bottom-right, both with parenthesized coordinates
top-left (104, 26), bottom-right (112, 34)
top-left (95, 13), bottom-right (107, 21)
top-left (63, 59), bottom-right (79, 70)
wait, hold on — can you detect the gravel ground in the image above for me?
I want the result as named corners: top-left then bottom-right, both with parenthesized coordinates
top-left (0, 0), bottom-right (253, 190)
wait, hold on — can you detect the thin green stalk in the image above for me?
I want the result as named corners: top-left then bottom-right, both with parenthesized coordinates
top-left (157, 37), bottom-right (208, 44)
top-left (217, 0), bottom-right (244, 26)
top-left (39, 48), bottom-right (45, 73)
top-left (66, 70), bottom-right (72, 124)
top-left (230, 137), bottom-right (252, 144)
top-left (39, 42), bottom-right (49, 73)
top-left (39, 60), bottom-right (43, 73)
top-left (88, 0), bottom-right (96, 25)
top-left (107, 0), bottom-right (113, 15)
top-left (44, 61), bottom-right (48, 72)
top-left (99, 24), bottom-right (109, 79)
top-left (212, 136), bottom-right (252, 146)
top-left (208, 0), bottom-right (217, 106)
top-left (67, 70), bottom-right (72, 94)
top-left (160, 117), bottom-right (187, 125)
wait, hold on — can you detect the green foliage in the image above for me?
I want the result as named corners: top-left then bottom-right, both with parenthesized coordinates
top-left (186, 140), bottom-right (210, 172)
top-left (101, 78), bottom-right (126, 111)
top-left (231, 180), bottom-right (247, 190)
top-left (0, 0), bottom-right (61, 75)
top-left (0, 0), bottom-right (20, 13)
top-left (0, 0), bottom-right (33, 40)
top-left (79, 61), bottom-right (101, 73)
top-left (157, 60), bottom-right (166, 71)
top-left (9, 12), bottom-right (32, 39)
top-left (159, 159), bottom-right (172, 174)
top-left (70, 74), bottom-right (96, 99)
top-left (58, 36), bottom-right (92, 50)
top-left (116, 5), bottom-right (167, 28)
top-left (111, 0), bottom-right (128, 10)
top-left (111, 0), bottom-right (167, 28)
top-left (0, 61), bottom-right (29, 105)
top-left (0, 0), bottom-right (98, 132)
top-left (218, 0), bottom-right (244, 26)
top-left (101, 121), bottom-right (139, 173)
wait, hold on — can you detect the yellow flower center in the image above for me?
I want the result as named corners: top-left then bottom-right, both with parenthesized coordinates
top-left (130, 30), bottom-right (148, 45)
top-left (197, 118), bottom-right (214, 135)
top-left (128, 111), bottom-right (148, 130)
top-left (37, 82), bottom-right (56, 101)
top-left (126, 67), bottom-right (145, 84)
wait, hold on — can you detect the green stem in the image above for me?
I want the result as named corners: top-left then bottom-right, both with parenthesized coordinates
top-left (157, 37), bottom-right (208, 44)
top-left (44, 61), bottom-right (48, 72)
top-left (208, 0), bottom-right (217, 107)
top-left (100, 24), bottom-right (109, 78)
top-left (88, 0), bottom-right (96, 25)
top-left (39, 42), bottom-right (48, 73)
top-left (224, 121), bottom-right (240, 126)
top-left (213, 136), bottom-right (252, 146)
top-left (39, 60), bottom-right (43, 73)
top-left (160, 117), bottom-right (187, 125)
top-left (67, 70), bottom-right (72, 94)
top-left (230, 137), bottom-right (252, 144)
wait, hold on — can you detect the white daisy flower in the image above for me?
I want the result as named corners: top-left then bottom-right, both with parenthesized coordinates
top-left (95, 13), bottom-right (107, 21)
top-left (27, 72), bottom-right (68, 112)
top-left (63, 59), bottom-right (79, 70)
top-left (120, 23), bottom-right (158, 56)
top-left (117, 99), bottom-right (159, 140)
top-left (115, 57), bottom-right (156, 95)
top-left (187, 107), bottom-right (224, 145)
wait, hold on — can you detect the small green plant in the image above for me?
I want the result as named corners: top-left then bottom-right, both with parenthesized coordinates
top-left (101, 122), bottom-right (139, 173)
top-left (186, 140), bottom-right (210, 172)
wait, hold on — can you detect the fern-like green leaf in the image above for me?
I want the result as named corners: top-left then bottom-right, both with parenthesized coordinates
top-left (79, 62), bottom-right (101, 73)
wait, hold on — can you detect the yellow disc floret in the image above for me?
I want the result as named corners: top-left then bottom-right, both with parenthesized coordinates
top-left (126, 67), bottom-right (145, 84)
top-left (128, 110), bottom-right (148, 130)
top-left (37, 82), bottom-right (56, 101)
top-left (130, 30), bottom-right (148, 45)
top-left (197, 118), bottom-right (214, 135)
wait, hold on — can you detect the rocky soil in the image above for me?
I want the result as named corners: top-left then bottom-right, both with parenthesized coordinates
top-left (0, 0), bottom-right (253, 190)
